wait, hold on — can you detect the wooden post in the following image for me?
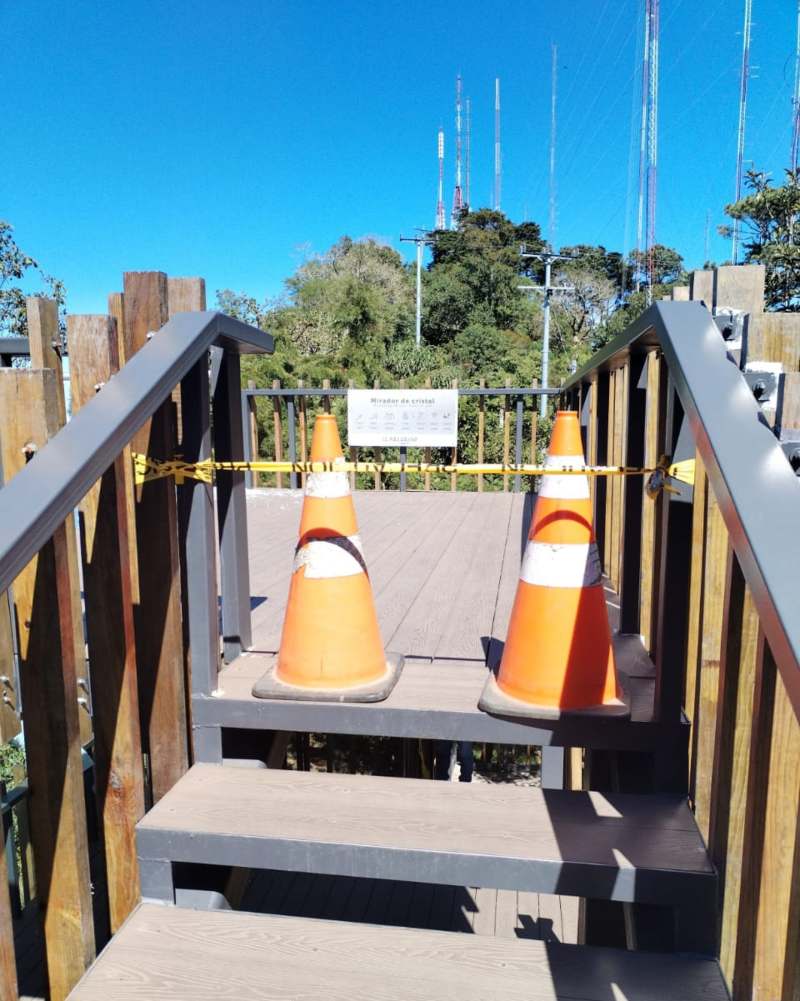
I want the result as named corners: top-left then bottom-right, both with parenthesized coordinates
top-left (107, 291), bottom-right (140, 605)
top-left (639, 351), bottom-right (663, 652)
top-left (272, 379), bottom-right (283, 488)
top-left (423, 378), bottom-right (432, 491)
top-left (26, 297), bottom-right (93, 747)
top-left (0, 846), bottom-right (17, 1000)
top-left (0, 369), bottom-right (95, 1000)
top-left (123, 271), bottom-right (188, 803)
top-left (477, 378), bottom-right (485, 493)
top-left (372, 379), bottom-right (382, 490)
top-left (322, 378), bottom-right (332, 413)
top-left (450, 378), bottom-right (459, 492)
top-left (67, 315), bottom-right (146, 933)
top-left (167, 278), bottom-right (207, 448)
top-left (0, 589), bottom-right (20, 743)
top-left (502, 378), bottom-right (511, 492)
top-left (245, 380), bottom-right (258, 488)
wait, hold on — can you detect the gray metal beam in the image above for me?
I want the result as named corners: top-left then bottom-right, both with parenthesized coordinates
top-left (0, 312), bottom-right (271, 596)
top-left (565, 301), bottom-right (800, 721)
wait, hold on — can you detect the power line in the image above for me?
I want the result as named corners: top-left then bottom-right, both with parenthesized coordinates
top-left (732, 0), bottom-right (753, 264)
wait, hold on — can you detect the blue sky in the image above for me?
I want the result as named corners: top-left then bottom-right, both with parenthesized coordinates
top-left (4, 0), bottom-right (797, 314)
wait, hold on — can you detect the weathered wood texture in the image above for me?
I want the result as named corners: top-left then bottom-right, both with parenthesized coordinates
top-left (0, 848), bottom-right (18, 999)
top-left (0, 370), bottom-right (95, 1001)
top-left (123, 271), bottom-right (188, 803)
top-left (166, 277), bottom-right (207, 446)
top-left (26, 297), bottom-right (93, 747)
top-left (107, 291), bottom-right (140, 605)
top-left (67, 903), bottom-right (729, 1001)
top-left (0, 587), bottom-right (20, 742)
top-left (639, 351), bottom-right (662, 653)
top-left (67, 315), bottom-right (145, 933)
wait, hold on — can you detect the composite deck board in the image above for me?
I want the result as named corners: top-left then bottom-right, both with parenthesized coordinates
top-left (138, 764), bottom-right (713, 906)
top-left (66, 903), bottom-right (730, 1001)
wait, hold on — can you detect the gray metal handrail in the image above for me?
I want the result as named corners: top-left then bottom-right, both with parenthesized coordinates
top-left (0, 310), bottom-right (272, 595)
top-left (565, 300), bottom-right (800, 719)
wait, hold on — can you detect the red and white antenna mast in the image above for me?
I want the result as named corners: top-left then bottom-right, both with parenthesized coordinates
top-left (436, 127), bottom-right (446, 230)
top-left (792, 0), bottom-right (800, 174)
top-left (494, 78), bottom-right (502, 212)
top-left (451, 75), bottom-right (464, 227)
top-left (732, 0), bottom-right (752, 264)
top-left (465, 96), bottom-right (472, 211)
top-left (645, 0), bottom-right (659, 300)
top-left (635, 0), bottom-right (651, 292)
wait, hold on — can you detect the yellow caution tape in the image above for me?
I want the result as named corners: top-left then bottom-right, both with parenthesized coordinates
top-left (133, 452), bottom-right (695, 494)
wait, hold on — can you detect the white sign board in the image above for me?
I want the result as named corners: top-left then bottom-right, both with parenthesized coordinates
top-left (347, 389), bottom-right (458, 447)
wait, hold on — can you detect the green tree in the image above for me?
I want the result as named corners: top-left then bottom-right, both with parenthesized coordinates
top-left (0, 221), bottom-right (66, 337)
top-left (627, 244), bottom-right (685, 286)
top-left (722, 168), bottom-right (800, 310)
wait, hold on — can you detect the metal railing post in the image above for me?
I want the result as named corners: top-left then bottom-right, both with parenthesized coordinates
top-left (619, 352), bottom-right (648, 633)
top-left (213, 350), bottom-right (252, 662)
top-left (514, 397), bottom-right (523, 493)
top-left (241, 388), bottom-right (254, 490)
top-left (287, 397), bottom-right (298, 489)
top-left (179, 352), bottom-right (221, 759)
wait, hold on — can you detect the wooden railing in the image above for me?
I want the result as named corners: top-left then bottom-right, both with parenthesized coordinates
top-left (563, 282), bottom-right (800, 1000)
top-left (0, 276), bottom-right (270, 1000)
top-left (241, 382), bottom-right (558, 492)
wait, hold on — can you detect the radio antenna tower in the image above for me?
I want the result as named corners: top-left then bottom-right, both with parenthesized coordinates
top-left (465, 96), bottom-right (472, 211)
top-left (645, 0), bottom-right (660, 301)
top-left (791, 1), bottom-right (800, 174)
top-left (451, 75), bottom-right (464, 228)
top-left (494, 78), bottom-right (501, 212)
top-left (635, 0), bottom-right (651, 292)
top-left (436, 127), bottom-right (446, 230)
top-left (732, 0), bottom-right (752, 265)
top-left (548, 44), bottom-right (558, 247)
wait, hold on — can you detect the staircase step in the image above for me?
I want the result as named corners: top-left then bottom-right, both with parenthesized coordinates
top-left (137, 764), bottom-right (716, 951)
top-left (67, 903), bottom-right (729, 1000)
top-left (194, 634), bottom-right (685, 752)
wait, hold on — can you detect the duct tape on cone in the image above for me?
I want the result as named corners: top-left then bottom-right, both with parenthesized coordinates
top-left (252, 652), bottom-right (405, 703)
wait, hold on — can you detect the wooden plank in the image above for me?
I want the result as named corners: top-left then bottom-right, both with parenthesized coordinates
top-left (0, 846), bottom-right (18, 999)
top-left (423, 378), bottom-right (432, 491)
top-left (693, 494), bottom-right (728, 840)
top-left (752, 669), bottom-right (800, 1000)
top-left (123, 271), bottom-right (188, 803)
top-left (639, 351), bottom-right (662, 652)
top-left (0, 370), bottom-right (95, 1000)
top-left (166, 278), bottom-right (206, 447)
top-left (0, 587), bottom-right (20, 742)
top-left (139, 765), bottom-right (715, 901)
top-left (67, 315), bottom-right (146, 933)
top-left (684, 455), bottom-right (707, 793)
top-left (471, 884), bottom-right (497, 935)
top-left (67, 903), bottom-right (730, 1001)
top-left (107, 291), bottom-right (140, 605)
top-left (494, 888), bottom-right (518, 939)
top-left (603, 368), bottom-right (617, 577)
top-left (609, 363), bottom-right (628, 591)
top-left (26, 297), bottom-right (93, 747)
top-left (707, 555), bottom-right (760, 983)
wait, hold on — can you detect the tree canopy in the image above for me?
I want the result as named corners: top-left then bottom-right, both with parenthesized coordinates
top-left (0, 221), bottom-right (66, 337)
top-left (723, 168), bottom-right (800, 311)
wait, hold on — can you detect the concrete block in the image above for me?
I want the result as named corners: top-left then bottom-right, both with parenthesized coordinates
top-left (671, 286), bottom-right (690, 301)
top-left (689, 270), bottom-right (714, 305)
top-left (713, 264), bottom-right (765, 314)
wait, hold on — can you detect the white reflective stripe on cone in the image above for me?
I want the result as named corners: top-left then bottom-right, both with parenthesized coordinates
top-left (305, 470), bottom-right (350, 498)
top-left (520, 540), bottom-right (602, 588)
top-left (538, 453), bottom-right (590, 500)
top-left (293, 534), bottom-right (365, 578)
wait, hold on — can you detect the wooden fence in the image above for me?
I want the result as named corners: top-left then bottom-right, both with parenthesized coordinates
top-left (565, 264), bottom-right (800, 1001)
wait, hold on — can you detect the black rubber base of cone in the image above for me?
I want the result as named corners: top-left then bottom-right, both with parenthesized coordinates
top-left (251, 652), bottom-right (404, 704)
top-left (478, 671), bottom-right (631, 721)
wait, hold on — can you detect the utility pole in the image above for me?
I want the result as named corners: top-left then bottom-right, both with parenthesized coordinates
top-left (732, 0), bottom-right (752, 264)
top-left (519, 247), bottom-right (575, 418)
top-left (400, 232), bottom-right (435, 348)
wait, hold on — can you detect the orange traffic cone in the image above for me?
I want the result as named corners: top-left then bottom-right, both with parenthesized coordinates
top-left (252, 414), bottom-right (403, 702)
top-left (479, 410), bottom-right (628, 720)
